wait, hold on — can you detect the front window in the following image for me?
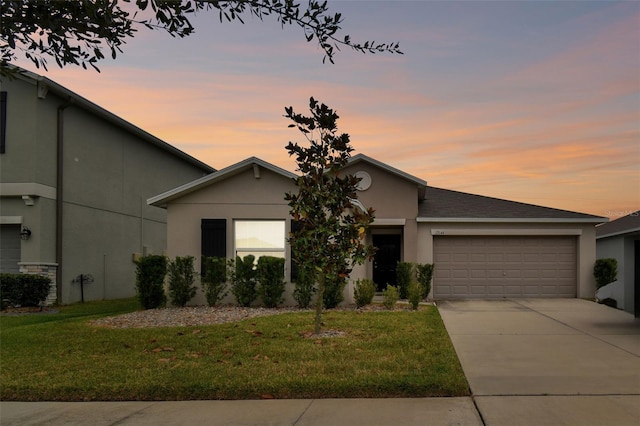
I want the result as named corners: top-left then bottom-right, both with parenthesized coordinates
top-left (234, 220), bottom-right (285, 260)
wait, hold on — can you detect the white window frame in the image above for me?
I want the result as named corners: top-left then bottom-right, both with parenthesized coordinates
top-left (233, 219), bottom-right (286, 261)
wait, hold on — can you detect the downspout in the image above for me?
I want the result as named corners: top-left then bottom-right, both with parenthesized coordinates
top-left (56, 102), bottom-right (71, 303)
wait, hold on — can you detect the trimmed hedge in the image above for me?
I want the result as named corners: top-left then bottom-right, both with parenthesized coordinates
top-left (230, 255), bottom-right (258, 307)
top-left (594, 258), bottom-right (617, 289)
top-left (396, 262), bottom-right (414, 299)
top-left (135, 255), bottom-right (167, 309)
top-left (167, 256), bottom-right (197, 307)
top-left (293, 266), bottom-right (315, 309)
top-left (0, 273), bottom-right (52, 308)
top-left (257, 256), bottom-right (286, 308)
top-left (323, 274), bottom-right (346, 309)
top-left (354, 278), bottom-right (376, 308)
top-left (202, 256), bottom-right (228, 307)
top-left (416, 263), bottom-right (434, 300)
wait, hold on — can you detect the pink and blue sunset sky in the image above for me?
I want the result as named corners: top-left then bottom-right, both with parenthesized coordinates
top-left (12, 0), bottom-right (640, 219)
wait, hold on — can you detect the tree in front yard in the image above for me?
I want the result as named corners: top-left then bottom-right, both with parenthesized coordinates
top-left (285, 97), bottom-right (376, 334)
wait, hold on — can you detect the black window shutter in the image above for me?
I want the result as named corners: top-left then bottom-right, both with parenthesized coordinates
top-left (201, 219), bottom-right (226, 274)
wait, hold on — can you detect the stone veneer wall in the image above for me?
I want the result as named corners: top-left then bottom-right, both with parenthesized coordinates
top-left (18, 262), bottom-right (58, 305)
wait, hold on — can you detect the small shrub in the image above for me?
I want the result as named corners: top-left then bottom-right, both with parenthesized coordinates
top-left (257, 256), bottom-right (286, 308)
top-left (396, 262), bottom-right (414, 299)
top-left (323, 274), bottom-right (346, 309)
top-left (167, 256), bottom-right (197, 307)
top-left (230, 255), bottom-right (258, 307)
top-left (0, 273), bottom-right (51, 307)
top-left (382, 285), bottom-right (399, 310)
top-left (407, 281), bottom-right (421, 310)
top-left (135, 255), bottom-right (167, 309)
top-left (416, 263), bottom-right (434, 300)
top-left (354, 278), bottom-right (376, 308)
top-left (293, 267), bottom-right (315, 309)
top-left (202, 256), bottom-right (228, 307)
top-left (594, 258), bottom-right (617, 289)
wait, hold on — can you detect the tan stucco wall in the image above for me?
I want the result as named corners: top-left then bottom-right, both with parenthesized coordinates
top-left (342, 161), bottom-right (420, 263)
top-left (165, 166), bottom-right (297, 305)
top-left (416, 221), bottom-right (599, 299)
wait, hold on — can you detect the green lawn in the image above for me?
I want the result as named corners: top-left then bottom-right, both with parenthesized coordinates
top-left (0, 299), bottom-right (469, 401)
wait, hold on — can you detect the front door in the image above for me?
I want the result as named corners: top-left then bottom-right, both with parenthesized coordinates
top-left (373, 234), bottom-right (401, 291)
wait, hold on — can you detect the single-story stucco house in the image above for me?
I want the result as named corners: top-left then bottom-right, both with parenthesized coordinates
top-left (148, 154), bottom-right (607, 306)
top-left (595, 211), bottom-right (640, 317)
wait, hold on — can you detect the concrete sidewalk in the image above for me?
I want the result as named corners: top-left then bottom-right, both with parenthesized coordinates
top-left (0, 398), bottom-right (483, 426)
top-left (438, 298), bottom-right (640, 426)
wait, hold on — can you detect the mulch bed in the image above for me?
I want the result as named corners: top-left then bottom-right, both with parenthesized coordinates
top-left (1, 306), bottom-right (59, 315)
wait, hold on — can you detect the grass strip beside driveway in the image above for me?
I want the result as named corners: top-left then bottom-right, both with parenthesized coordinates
top-left (0, 299), bottom-right (468, 401)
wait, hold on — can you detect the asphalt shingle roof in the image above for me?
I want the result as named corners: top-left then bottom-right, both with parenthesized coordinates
top-left (419, 186), bottom-right (606, 221)
top-left (596, 211), bottom-right (640, 238)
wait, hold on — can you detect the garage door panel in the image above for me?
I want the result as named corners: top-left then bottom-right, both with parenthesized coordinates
top-left (435, 269), bottom-right (450, 279)
top-left (487, 285), bottom-right (504, 295)
top-left (541, 269), bottom-right (558, 278)
top-left (453, 254), bottom-right (468, 262)
top-left (559, 269), bottom-right (575, 279)
top-left (506, 285), bottom-right (524, 295)
top-left (469, 286), bottom-right (486, 295)
top-left (487, 269), bottom-right (503, 278)
top-left (434, 236), bottom-right (576, 299)
top-left (452, 269), bottom-right (468, 279)
top-left (470, 269), bottom-right (486, 278)
top-left (505, 270), bottom-right (522, 278)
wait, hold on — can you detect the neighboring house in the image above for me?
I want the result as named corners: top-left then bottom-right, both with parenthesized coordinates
top-left (0, 68), bottom-right (215, 304)
top-left (149, 155), bottom-right (606, 306)
top-left (595, 212), bottom-right (640, 317)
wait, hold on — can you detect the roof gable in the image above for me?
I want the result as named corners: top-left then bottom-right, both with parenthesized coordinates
top-left (347, 154), bottom-right (427, 200)
top-left (148, 157), bottom-right (297, 207)
top-left (596, 211), bottom-right (640, 238)
top-left (419, 187), bottom-right (606, 222)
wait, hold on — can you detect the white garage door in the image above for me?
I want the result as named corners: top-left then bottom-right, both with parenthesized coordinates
top-left (0, 225), bottom-right (21, 273)
top-left (434, 236), bottom-right (576, 299)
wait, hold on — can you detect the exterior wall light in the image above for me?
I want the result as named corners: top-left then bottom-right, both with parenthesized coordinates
top-left (20, 226), bottom-right (32, 240)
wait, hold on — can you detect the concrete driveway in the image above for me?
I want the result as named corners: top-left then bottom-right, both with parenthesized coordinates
top-left (438, 298), bottom-right (640, 426)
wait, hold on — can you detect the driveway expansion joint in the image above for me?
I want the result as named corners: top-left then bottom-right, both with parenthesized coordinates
top-left (510, 299), bottom-right (640, 358)
top-left (292, 399), bottom-right (315, 425)
top-left (108, 402), bottom-right (156, 426)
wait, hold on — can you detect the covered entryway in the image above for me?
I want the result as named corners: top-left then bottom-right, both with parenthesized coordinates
top-left (434, 236), bottom-right (577, 299)
top-left (372, 234), bottom-right (401, 291)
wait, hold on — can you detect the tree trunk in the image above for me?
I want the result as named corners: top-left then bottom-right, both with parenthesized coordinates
top-left (314, 274), bottom-right (325, 335)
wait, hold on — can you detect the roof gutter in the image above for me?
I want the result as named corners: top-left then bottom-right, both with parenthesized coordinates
top-left (417, 217), bottom-right (608, 224)
top-left (596, 227), bottom-right (640, 240)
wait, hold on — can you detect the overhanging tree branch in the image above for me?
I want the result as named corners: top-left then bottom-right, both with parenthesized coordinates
top-left (1, 0), bottom-right (402, 76)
